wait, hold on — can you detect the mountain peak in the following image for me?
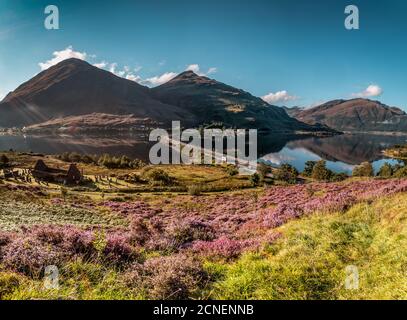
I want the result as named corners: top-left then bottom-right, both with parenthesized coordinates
top-left (57, 57), bottom-right (90, 65)
top-left (160, 70), bottom-right (218, 88)
top-left (0, 57), bottom-right (198, 127)
top-left (45, 58), bottom-right (93, 73)
top-left (179, 70), bottom-right (199, 76)
top-left (171, 70), bottom-right (202, 81)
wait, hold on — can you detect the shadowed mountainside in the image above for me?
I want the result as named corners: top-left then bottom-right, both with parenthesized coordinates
top-left (0, 58), bottom-right (335, 134)
top-left (151, 70), bottom-right (335, 133)
top-left (0, 59), bottom-right (196, 127)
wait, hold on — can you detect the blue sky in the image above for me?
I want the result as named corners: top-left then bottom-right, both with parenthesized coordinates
top-left (1, 0), bottom-right (407, 108)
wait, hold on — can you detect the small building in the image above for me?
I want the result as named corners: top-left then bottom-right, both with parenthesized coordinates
top-left (32, 160), bottom-right (82, 184)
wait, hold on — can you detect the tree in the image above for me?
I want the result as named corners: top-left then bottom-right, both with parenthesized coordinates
top-left (274, 163), bottom-right (298, 184)
top-left (257, 163), bottom-right (270, 182)
top-left (303, 161), bottom-right (317, 177)
top-left (0, 154), bottom-right (9, 168)
top-left (330, 172), bottom-right (348, 182)
top-left (311, 160), bottom-right (333, 181)
top-left (377, 163), bottom-right (393, 178)
top-left (353, 162), bottom-right (374, 177)
top-left (249, 173), bottom-right (260, 186)
top-left (393, 165), bottom-right (407, 178)
top-left (226, 165), bottom-right (239, 176)
top-left (68, 152), bottom-right (82, 163)
top-left (120, 155), bottom-right (131, 168)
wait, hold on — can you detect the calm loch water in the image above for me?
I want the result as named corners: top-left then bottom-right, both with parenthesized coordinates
top-left (0, 133), bottom-right (405, 174)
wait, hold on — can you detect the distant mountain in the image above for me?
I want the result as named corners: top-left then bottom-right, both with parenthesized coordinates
top-left (286, 99), bottom-right (407, 132)
top-left (0, 58), bottom-right (196, 127)
top-left (151, 71), bottom-right (336, 133)
top-left (0, 58), bottom-right (335, 134)
top-left (282, 106), bottom-right (303, 118)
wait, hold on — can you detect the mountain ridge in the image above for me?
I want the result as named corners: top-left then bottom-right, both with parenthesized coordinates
top-left (284, 98), bottom-right (407, 132)
top-left (0, 58), bottom-right (335, 134)
top-left (151, 69), bottom-right (334, 133)
top-left (0, 58), bottom-right (196, 127)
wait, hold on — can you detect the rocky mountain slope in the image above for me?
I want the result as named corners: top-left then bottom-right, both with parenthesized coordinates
top-left (0, 59), bottom-right (195, 128)
top-left (151, 71), bottom-right (333, 133)
top-left (285, 99), bottom-right (407, 132)
top-left (0, 58), bottom-right (335, 134)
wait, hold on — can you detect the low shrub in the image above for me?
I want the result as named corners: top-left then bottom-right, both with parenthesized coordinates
top-left (102, 233), bottom-right (139, 267)
top-left (141, 168), bottom-right (174, 186)
top-left (57, 152), bottom-right (146, 169)
top-left (133, 255), bottom-right (209, 300)
top-left (129, 217), bottom-right (150, 245)
top-left (167, 219), bottom-right (216, 248)
top-left (187, 185), bottom-right (202, 196)
top-left (2, 237), bottom-right (65, 276)
top-left (225, 165), bottom-right (239, 176)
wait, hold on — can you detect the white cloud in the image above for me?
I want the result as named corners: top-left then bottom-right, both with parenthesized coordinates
top-left (93, 61), bottom-right (142, 83)
top-left (108, 62), bottom-right (118, 74)
top-left (259, 153), bottom-right (295, 166)
top-left (100, 62), bottom-right (140, 81)
top-left (207, 67), bottom-right (217, 75)
top-left (93, 61), bottom-right (108, 69)
top-left (39, 46), bottom-right (144, 83)
top-left (38, 46), bottom-right (87, 70)
top-left (125, 73), bottom-right (142, 82)
top-left (39, 48), bottom-right (220, 87)
top-left (144, 72), bottom-right (178, 86)
top-left (186, 64), bottom-right (217, 76)
top-left (117, 70), bottom-right (126, 77)
top-left (352, 84), bottom-right (383, 98)
top-left (262, 90), bottom-right (298, 104)
top-left (186, 64), bottom-right (200, 74)
top-left (0, 89), bottom-right (6, 101)
top-left (143, 64), bottom-right (217, 87)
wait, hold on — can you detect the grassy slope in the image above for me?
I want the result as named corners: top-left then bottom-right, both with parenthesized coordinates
top-left (1, 192), bottom-right (406, 300)
top-left (1, 151), bottom-right (252, 193)
top-left (205, 193), bottom-right (407, 300)
top-left (1, 151), bottom-right (406, 300)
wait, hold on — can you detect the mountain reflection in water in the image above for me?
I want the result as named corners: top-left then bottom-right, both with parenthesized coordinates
top-left (0, 134), bottom-right (153, 161)
top-left (260, 133), bottom-right (407, 173)
top-left (0, 133), bottom-right (406, 173)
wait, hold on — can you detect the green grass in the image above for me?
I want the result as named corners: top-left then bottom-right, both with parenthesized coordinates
top-left (3, 260), bottom-right (141, 300)
top-left (1, 151), bottom-right (406, 300)
top-left (0, 199), bottom-right (126, 231)
top-left (2, 149), bottom-right (254, 194)
top-left (1, 193), bottom-right (406, 300)
top-left (205, 194), bottom-right (407, 300)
